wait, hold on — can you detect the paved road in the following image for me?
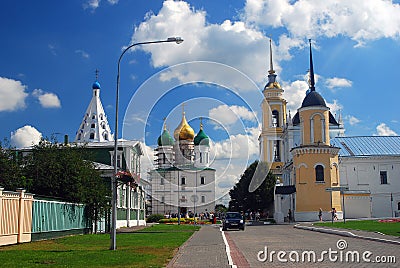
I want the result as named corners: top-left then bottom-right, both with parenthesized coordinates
top-left (227, 224), bottom-right (400, 267)
top-left (168, 224), bottom-right (400, 267)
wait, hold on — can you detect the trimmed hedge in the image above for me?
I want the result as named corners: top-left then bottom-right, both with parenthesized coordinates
top-left (146, 214), bottom-right (164, 223)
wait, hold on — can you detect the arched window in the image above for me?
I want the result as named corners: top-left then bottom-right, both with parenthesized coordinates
top-left (91, 123), bottom-right (95, 128)
top-left (92, 115), bottom-right (96, 119)
top-left (77, 134), bottom-right (81, 140)
top-left (201, 176), bottom-right (205, 185)
top-left (272, 110), bottom-right (279, 127)
top-left (181, 177), bottom-right (186, 185)
top-left (90, 133), bottom-right (95, 139)
top-left (315, 165), bottom-right (324, 182)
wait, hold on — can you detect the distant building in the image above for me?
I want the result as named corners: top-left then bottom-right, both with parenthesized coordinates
top-left (260, 40), bottom-right (400, 222)
top-left (74, 78), bottom-right (146, 228)
top-left (149, 109), bottom-right (216, 217)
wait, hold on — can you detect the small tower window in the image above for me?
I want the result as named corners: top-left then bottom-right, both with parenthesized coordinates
top-left (315, 165), bottom-right (324, 182)
top-left (92, 115), bottom-right (96, 119)
top-left (272, 110), bottom-right (279, 127)
top-left (181, 177), bottom-right (186, 185)
top-left (77, 134), bottom-right (81, 140)
top-left (397, 202), bottom-right (400, 211)
top-left (91, 123), bottom-right (95, 128)
top-left (380, 171), bottom-right (388, 184)
top-left (200, 176), bottom-right (205, 185)
top-left (90, 133), bottom-right (95, 139)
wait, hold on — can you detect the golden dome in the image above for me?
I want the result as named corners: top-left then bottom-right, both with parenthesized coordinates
top-left (174, 112), bottom-right (195, 141)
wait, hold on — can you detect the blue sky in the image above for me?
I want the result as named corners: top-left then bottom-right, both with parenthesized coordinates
top-left (1, 0), bottom-right (400, 200)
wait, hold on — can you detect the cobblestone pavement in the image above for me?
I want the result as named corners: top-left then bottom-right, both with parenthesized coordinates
top-left (227, 224), bottom-right (400, 268)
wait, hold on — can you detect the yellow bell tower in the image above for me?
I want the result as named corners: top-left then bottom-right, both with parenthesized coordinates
top-left (291, 40), bottom-right (341, 221)
top-left (260, 39), bottom-right (287, 175)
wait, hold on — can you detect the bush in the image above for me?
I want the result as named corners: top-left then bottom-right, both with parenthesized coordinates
top-left (146, 214), bottom-right (164, 223)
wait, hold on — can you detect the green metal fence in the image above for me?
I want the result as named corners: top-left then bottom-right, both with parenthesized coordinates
top-left (31, 198), bottom-right (90, 241)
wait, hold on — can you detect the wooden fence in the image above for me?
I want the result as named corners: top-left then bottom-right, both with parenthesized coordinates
top-left (0, 188), bottom-right (33, 246)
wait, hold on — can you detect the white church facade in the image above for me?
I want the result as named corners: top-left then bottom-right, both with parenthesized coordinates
top-left (74, 77), bottom-right (146, 228)
top-left (150, 111), bottom-right (216, 217)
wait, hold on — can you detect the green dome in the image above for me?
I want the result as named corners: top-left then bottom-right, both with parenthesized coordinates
top-left (194, 128), bottom-right (209, 146)
top-left (157, 129), bottom-right (174, 146)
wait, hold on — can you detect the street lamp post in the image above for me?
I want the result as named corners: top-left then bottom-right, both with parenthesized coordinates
top-left (111, 37), bottom-right (183, 250)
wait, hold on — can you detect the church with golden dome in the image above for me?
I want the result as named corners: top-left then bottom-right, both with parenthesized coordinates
top-left (149, 107), bottom-right (216, 217)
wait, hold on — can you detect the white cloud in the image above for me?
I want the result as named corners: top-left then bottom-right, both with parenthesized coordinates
top-left (211, 127), bottom-right (259, 159)
top-left (208, 105), bottom-right (257, 128)
top-left (48, 44), bottom-right (57, 56)
top-left (345, 115), bottom-right (360, 126)
top-left (75, 49), bottom-right (90, 59)
top-left (32, 89), bottom-right (61, 108)
top-left (375, 123), bottom-right (398, 136)
top-left (282, 80), bottom-right (307, 112)
top-left (131, 0), bottom-right (273, 87)
top-left (326, 99), bottom-right (343, 116)
top-left (10, 125), bottom-right (42, 148)
top-left (243, 0), bottom-right (400, 46)
top-left (0, 77), bottom-right (28, 112)
top-left (83, 0), bottom-right (100, 10)
top-left (325, 77), bottom-right (352, 89)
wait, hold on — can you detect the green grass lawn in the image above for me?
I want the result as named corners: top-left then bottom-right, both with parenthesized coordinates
top-left (0, 224), bottom-right (200, 268)
top-left (314, 220), bottom-right (400, 237)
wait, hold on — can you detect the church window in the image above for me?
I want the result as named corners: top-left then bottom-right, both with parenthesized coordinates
top-left (161, 196), bottom-right (165, 203)
top-left (181, 177), bottom-right (186, 185)
top-left (100, 114), bottom-right (103, 120)
top-left (77, 134), bottom-right (81, 140)
top-left (380, 171), bottom-right (388, 184)
top-left (91, 123), bottom-right (95, 128)
top-left (90, 133), bottom-right (95, 139)
top-left (101, 123), bottom-right (106, 129)
top-left (272, 110), bottom-right (279, 127)
top-left (160, 177), bottom-right (164, 185)
top-left (104, 134), bottom-right (108, 140)
top-left (92, 115), bottom-right (96, 119)
top-left (273, 140), bottom-right (280, 161)
top-left (181, 195), bottom-right (186, 202)
top-left (398, 202), bottom-right (400, 211)
top-left (315, 165), bottom-right (324, 182)
top-left (201, 195), bottom-right (205, 203)
top-left (201, 176), bottom-right (205, 185)
top-left (200, 152), bottom-right (202, 163)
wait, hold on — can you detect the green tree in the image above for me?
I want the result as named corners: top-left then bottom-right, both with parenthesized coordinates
top-left (228, 161), bottom-right (276, 213)
top-left (0, 140), bottom-right (30, 190)
top-left (23, 140), bottom-right (110, 225)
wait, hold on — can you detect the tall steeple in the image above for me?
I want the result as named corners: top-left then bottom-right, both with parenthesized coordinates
top-left (264, 39), bottom-right (281, 90)
top-left (75, 71), bottom-right (113, 143)
top-left (309, 39), bottom-right (316, 91)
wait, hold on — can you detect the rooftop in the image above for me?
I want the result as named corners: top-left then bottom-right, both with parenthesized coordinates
top-left (331, 136), bottom-right (400, 157)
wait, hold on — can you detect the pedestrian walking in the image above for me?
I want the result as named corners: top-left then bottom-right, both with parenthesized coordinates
top-left (318, 208), bottom-right (323, 221)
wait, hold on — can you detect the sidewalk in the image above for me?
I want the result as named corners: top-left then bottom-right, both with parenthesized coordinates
top-left (167, 225), bottom-right (230, 268)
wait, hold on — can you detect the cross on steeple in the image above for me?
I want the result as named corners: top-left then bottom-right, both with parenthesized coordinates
top-left (95, 69), bottom-right (99, 81)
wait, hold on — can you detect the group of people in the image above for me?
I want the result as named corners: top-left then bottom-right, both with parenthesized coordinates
top-left (318, 208), bottom-right (338, 222)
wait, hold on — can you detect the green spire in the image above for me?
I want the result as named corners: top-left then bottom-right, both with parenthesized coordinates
top-left (194, 118), bottom-right (209, 146)
top-left (157, 119), bottom-right (174, 146)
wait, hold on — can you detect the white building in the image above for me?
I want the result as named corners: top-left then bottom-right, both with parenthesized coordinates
top-left (331, 136), bottom-right (400, 218)
top-left (150, 111), bottom-right (216, 217)
top-left (74, 77), bottom-right (146, 227)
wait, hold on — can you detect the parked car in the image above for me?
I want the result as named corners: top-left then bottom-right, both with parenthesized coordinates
top-left (222, 212), bottom-right (245, 231)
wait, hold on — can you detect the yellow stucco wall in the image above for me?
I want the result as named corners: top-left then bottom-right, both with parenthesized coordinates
top-left (299, 108), bottom-right (330, 145)
top-left (294, 152), bottom-right (341, 212)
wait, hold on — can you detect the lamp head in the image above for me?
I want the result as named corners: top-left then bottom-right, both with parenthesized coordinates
top-left (168, 37), bottom-right (184, 44)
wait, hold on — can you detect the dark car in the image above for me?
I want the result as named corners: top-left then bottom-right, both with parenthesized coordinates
top-left (222, 212), bottom-right (245, 231)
